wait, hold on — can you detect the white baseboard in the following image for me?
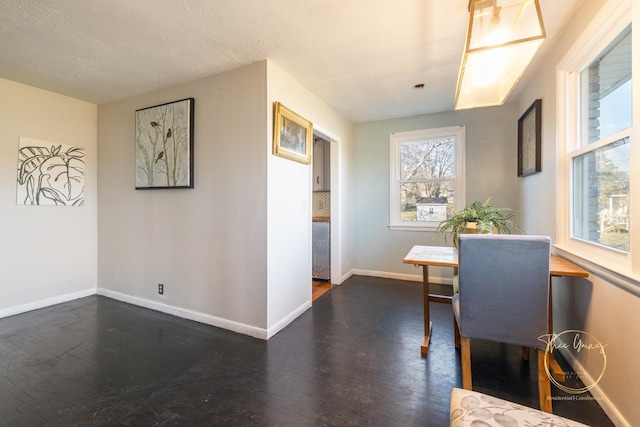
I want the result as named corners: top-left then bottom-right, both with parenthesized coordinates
top-left (351, 268), bottom-right (453, 285)
top-left (266, 300), bottom-right (312, 339)
top-left (0, 288), bottom-right (96, 319)
top-left (558, 347), bottom-right (630, 427)
top-left (336, 270), bottom-right (354, 285)
top-left (97, 288), bottom-right (268, 340)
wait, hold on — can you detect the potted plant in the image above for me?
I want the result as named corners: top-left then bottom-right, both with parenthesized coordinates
top-left (434, 197), bottom-right (522, 248)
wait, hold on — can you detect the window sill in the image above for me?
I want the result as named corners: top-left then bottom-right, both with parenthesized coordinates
top-left (553, 245), bottom-right (640, 298)
top-left (388, 224), bottom-right (436, 232)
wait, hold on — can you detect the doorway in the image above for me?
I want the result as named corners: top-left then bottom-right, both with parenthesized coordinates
top-left (311, 129), bottom-right (336, 302)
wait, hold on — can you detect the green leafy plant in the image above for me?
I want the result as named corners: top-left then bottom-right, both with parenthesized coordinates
top-left (434, 197), bottom-right (522, 247)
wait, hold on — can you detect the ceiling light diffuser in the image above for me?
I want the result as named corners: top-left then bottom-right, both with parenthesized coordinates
top-left (454, 0), bottom-right (546, 110)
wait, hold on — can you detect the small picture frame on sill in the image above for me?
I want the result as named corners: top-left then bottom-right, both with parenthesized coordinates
top-left (518, 99), bottom-right (542, 177)
top-left (272, 102), bottom-right (313, 165)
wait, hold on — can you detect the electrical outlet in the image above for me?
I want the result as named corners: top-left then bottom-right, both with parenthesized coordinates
top-left (158, 283), bottom-right (164, 295)
top-left (319, 201), bottom-right (323, 209)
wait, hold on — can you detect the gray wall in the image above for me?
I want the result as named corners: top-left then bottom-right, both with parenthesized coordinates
top-left (98, 62), bottom-right (270, 336)
top-left (352, 105), bottom-right (518, 282)
top-left (516, 0), bottom-right (639, 424)
top-left (97, 60), bottom-right (356, 339)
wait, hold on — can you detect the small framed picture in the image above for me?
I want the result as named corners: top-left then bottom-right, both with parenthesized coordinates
top-left (518, 99), bottom-right (542, 177)
top-left (135, 98), bottom-right (194, 189)
top-left (273, 102), bottom-right (312, 165)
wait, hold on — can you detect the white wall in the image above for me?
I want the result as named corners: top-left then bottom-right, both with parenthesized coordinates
top-left (265, 60), bottom-right (355, 335)
top-left (0, 78), bottom-right (97, 316)
top-left (517, 0), bottom-right (639, 424)
top-left (352, 105), bottom-right (519, 283)
top-left (97, 62), bottom-right (269, 337)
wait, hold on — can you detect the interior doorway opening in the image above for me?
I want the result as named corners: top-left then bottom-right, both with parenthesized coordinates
top-left (311, 126), bottom-right (339, 301)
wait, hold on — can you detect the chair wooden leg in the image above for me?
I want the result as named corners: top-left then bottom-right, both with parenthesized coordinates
top-left (461, 337), bottom-right (472, 390)
top-left (453, 312), bottom-right (460, 348)
top-left (537, 349), bottom-right (552, 413)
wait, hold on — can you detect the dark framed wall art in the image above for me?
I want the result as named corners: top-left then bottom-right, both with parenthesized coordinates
top-left (135, 98), bottom-right (194, 189)
top-left (518, 99), bottom-right (542, 177)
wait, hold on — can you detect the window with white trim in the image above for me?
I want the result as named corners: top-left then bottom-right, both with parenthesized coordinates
top-left (389, 126), bottom-right (466, 231)
top-left (557, 0), bottom-right (635, 275)
top-left (573, 26), bottom-right (631, 251)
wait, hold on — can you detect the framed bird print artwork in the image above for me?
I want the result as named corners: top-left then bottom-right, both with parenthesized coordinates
top-left (135, 98), bottom-right (194, 189)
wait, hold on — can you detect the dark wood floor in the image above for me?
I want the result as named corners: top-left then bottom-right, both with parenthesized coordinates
top-left (0, 276), bottom-right (611, 426)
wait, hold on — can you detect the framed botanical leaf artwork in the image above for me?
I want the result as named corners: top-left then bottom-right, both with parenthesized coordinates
top-left (16, 137), bottom-right (85, 206)
top-left (135, 98), bottom-right (194, 189)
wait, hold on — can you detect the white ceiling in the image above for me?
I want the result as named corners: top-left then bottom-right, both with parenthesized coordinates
top-left (0, 0), bottom-right (581, 123)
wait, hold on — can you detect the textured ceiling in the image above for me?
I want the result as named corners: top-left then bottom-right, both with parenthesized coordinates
top-left (0, 0), bottom-right (581, 123)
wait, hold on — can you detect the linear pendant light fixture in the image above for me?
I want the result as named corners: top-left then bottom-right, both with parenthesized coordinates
top-left (454, 0), bottom-right (546, 110)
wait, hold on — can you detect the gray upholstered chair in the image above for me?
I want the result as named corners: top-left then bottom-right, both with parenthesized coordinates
top-left (452, 234), bottom-right (553, 413)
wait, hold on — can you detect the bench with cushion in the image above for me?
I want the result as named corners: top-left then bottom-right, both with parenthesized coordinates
top-left (450, 388), bottom-right (589, 427)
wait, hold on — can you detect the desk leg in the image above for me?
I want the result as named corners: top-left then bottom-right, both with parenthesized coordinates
top-left (421, 265), bottom-right (432, 357)
top-left (548, 277), bottom-right (565, 382)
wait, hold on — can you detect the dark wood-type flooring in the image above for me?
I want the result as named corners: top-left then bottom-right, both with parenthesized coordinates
top-left (0, 276), bottom-right (612, 426)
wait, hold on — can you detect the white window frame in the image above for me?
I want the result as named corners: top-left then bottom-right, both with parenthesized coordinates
top-left (389, 125), bottom-right (466, 231)
top-left (556, 0), bottom-right (637, 279)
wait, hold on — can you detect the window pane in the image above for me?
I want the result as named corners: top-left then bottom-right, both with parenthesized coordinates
top-left (581, 26), bottom-right (632, 146)
top-left (390, 125), bottom-right (464, 230)
top-left (400, 137), bottom-right (455, 180)
top-left (572, 137), bottom-right (629, 251)
top-left (400, 181), bottom-right (455, 222)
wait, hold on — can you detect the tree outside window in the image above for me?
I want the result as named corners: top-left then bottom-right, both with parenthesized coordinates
top-left (389, 126), bottom-right (465, 230)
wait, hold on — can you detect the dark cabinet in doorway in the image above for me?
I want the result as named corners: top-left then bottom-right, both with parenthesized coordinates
top-left (313, 138), bottom-right (330, 192)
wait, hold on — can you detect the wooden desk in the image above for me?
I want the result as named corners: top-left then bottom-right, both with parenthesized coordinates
top-left (403, 245), bottom-right (589, 358)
